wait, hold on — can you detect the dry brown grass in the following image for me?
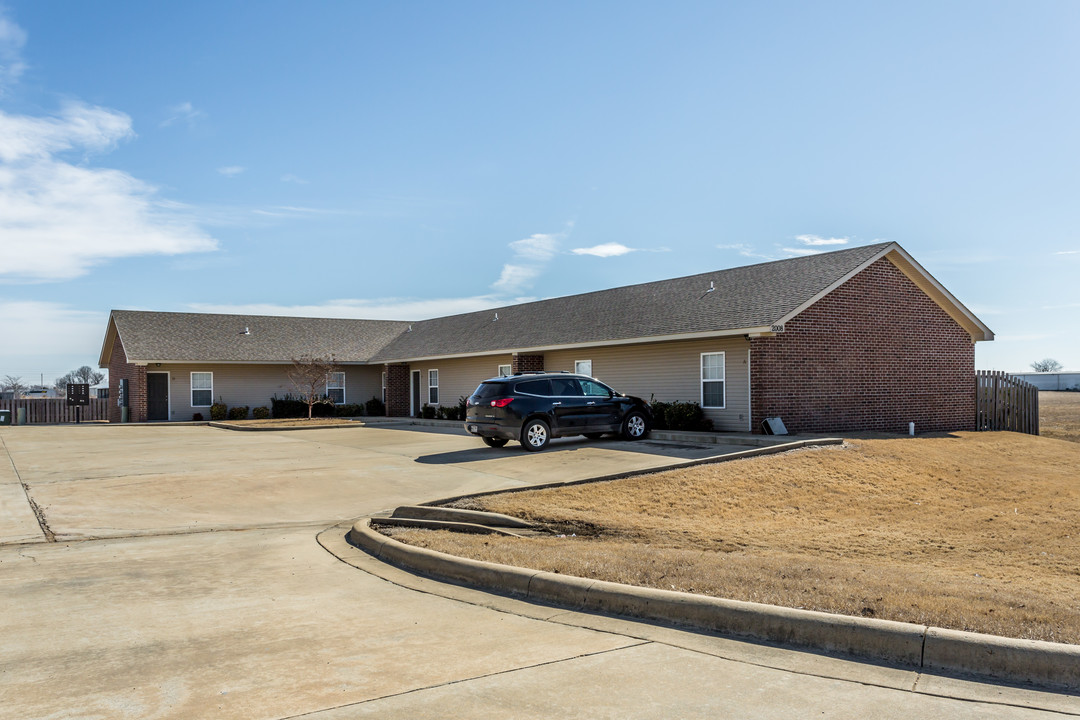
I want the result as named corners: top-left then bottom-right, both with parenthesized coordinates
top-left (217, 417), bottom-right (359, 428)
top-left (1042, 391), bottom-right (1080, 444)
top-left (386, 432), bottom-right (1080, 643)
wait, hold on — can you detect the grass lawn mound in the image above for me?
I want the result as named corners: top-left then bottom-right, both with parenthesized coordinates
top-left (383, 431), bottom-right (1080, 644)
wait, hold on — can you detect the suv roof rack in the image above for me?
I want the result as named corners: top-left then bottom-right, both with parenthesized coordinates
top-left (512, 371), bottom-right (546, 376)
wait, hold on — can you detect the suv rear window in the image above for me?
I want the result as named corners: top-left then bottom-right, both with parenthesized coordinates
top-left (515, 379), bottom-right (552, 396)
top-left (472, 381), bottom-right (508, 399)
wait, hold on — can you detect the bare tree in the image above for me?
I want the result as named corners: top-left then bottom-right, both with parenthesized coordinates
top-left (53, 375), bottom-right (71, 397)
top-left (1030, 358), bottom-right (1063, 373)
top-left (72, 366), bottom-right (106, 386)
top-left (2, 375), bottom-right (27, 399)
top-left (286, 355), bottom-right (340, 419)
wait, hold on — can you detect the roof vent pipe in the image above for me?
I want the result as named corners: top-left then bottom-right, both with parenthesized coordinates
top-left (699, 281), bottom-right (715, 299)
top-left (240, 327), bottom-right (250, 335)
top-left (493, 313), bottom-right (498, 322)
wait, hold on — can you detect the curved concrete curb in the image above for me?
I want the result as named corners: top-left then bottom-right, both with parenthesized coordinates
top-left (350, 518), bottom-right (1080, 690)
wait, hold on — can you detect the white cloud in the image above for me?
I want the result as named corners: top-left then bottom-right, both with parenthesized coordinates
top-left (0, 300), bottom-right (107, 376)
top-left (280, 173), bottom-right (309, 184)
top-left (508, 233), bottom-right (560, 262)
top-left (781, 247), bottom-right (824, 256)
top-left (716, 243), bottom-right (775, 260)
top-left (492, 264), bottom-right (541, 293)
top-left (572, 242), bottom-right (634, 258)
top-left (491, 229), bottom-right (567, 293)
top-left (0, 10), bottom-right (27, 93)
top-left (0, 103), bottom-right (218, 282)
top-left (188, 295), bottom-right (507, 321)
top-left (159, 101), bottom-right (205, 128)
top-left (795, 234), bottom-right (849, 246)
top-left (1054, 250), bottom-right (1079, 255)
top-left (217, 165), bottom-right (245, 176)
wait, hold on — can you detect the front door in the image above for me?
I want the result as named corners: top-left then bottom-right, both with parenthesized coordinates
top-left (411, 371), bottom-right (421, 417)
top-left (146, 373), bottom-right (169, 422)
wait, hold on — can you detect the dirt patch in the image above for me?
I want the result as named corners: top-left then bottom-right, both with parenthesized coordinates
top-left (1041, 391), bottom-right (1080, 444)
top-left (215, 418), bottom-right (361, 428)
top-left (385, 432), bottom-right (1080, 643)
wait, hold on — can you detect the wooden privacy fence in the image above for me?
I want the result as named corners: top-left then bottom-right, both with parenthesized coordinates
top-left (0, 398), bottom-right (109, 424)
top-left (975, 371), bottom-right (1039, 435)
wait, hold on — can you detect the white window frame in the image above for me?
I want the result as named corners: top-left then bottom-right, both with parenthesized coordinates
top-left (326, 371), bottom-right (346, 405)
top-left (381, 371), bottom-right (387, 404)
top-left (498, 364), bottom-right (512, 377)
top-left (191, 372), bottom-right (213, 408)
top-left (700, 352), bottom-right (726, 409)
top-left (428, 369), bottom-right (439, 405)
top-left (574, 359), bottom-right (593, 377)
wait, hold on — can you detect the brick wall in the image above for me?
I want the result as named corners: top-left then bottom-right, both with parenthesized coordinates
top-left (106, 336), bottom-right (147, 423)
top-left (750, 258), bottom-right (975, 434)
top-left (385, 364), bottom-right (411, 417)
top-left (512, 354), bottom-right (545, 373)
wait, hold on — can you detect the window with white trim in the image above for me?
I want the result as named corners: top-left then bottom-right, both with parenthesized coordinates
top-left (574, 359), bottom-right (592, 377)
top-left (498, 364), bottom-right (511, 377)
top-left (191, 372), bottom-right (213, 407)
top-left (428, 369), bottom-right (439, 405)
top-left (381, 371), bottom-right (387, 404)
top-left (701, 352), bottom-right (725, 408)
top-left (326, 372), bottom-right (345, 405)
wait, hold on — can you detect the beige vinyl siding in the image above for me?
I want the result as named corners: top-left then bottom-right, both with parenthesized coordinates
top-left (158, 363), bottom-right (383, 420)
top-left (406, 354), bottom-right (513, 410)
top-left (545, 336), bottom-right (752, 431)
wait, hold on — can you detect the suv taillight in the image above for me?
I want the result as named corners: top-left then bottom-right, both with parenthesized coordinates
top-left (490, 398), bottom-right (514, 408)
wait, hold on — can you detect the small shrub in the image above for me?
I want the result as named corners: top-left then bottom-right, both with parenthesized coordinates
top-left (648, 397), bottom-right (713, 432)
top-left (364, 397), bottom-right (385, 416)
top-left (227, 406), bottom-right (249, 420)
top-left (335, 403), bottom-right (364, 417)
top-left (210, 402), bottom-right (228, 421)
top-left (192, 412), bottom-right (204, 421)
top-left (438, 396), bottom-right (468, 421)
top-left (252, 406), bottom-right (270, 419)
top-left (420, 404), bottom-right (437, 419)
top-left (271, 394), bottom-right (306, 419)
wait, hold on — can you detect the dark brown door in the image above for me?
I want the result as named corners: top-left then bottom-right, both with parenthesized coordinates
top-left (147, 373), bottom-right (169, 421)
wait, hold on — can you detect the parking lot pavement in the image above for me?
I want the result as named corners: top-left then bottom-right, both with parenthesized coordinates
top-left (1, 424), bottom-right (1076, 720)
top-left (0, 424), bottom-right (745, 541)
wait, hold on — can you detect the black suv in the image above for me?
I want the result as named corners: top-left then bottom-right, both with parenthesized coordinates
top-left (464, 372), bottom-right (651, 451)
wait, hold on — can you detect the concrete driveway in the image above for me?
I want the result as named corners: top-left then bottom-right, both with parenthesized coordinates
top-left (1, 424), bottom-right (1076, 719)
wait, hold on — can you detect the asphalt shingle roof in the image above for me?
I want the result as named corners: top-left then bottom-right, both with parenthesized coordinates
top-left (110, 311), bottom-right (410, 363)
top-left (106, 243), bottom-right (898, 364)
top-left (371, 242), bottom-right (893, 361)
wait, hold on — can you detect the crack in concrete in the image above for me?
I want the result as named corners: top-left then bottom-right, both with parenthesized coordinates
top-left (1, 435), bottom-right (55, 542)
top-left (276, 642), bottom-right (652, 719)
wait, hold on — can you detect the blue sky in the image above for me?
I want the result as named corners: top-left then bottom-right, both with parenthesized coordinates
top-left (1, 1), bottom-right (1078, 385)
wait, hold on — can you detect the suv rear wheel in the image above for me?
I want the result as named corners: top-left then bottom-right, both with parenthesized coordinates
top-left (622, 412), bottom-right (648, 440)
top-left (521, 418), bottom-right (550, 451)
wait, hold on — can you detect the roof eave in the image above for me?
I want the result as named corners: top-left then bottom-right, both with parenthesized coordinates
top-left (371, 326), bottom-right (770, 364)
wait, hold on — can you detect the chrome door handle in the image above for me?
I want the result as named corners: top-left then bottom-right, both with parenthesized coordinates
top-left (552, 402), bottom-right (562, 406)
top-left (586, 401), bottom-right (596, 405)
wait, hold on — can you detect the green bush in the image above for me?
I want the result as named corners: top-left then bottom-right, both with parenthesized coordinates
top-left (192, 412), bottom-right (204, 421)
top-left (210, 402), bottom-right (228, 421)
top-left (270, 393), bottom-right (335, 418)
top-left (227, 405), bottom-right (249, 420)
top-left (335, 403), bottom-right (364, 417)
top-left (364, 396), bottom-right (385, 416)
top-left (438, 396), bottom-right (468, 421)
top-left (420, 404), bottom-right (437, 419)
top-left (648, 398), bottom-right (713, 432)
top-left (252, 406), bottom-right (270, 419)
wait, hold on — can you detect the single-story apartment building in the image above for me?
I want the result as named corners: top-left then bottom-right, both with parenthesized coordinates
top-left (98, 242), bottom-right (993, 433)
